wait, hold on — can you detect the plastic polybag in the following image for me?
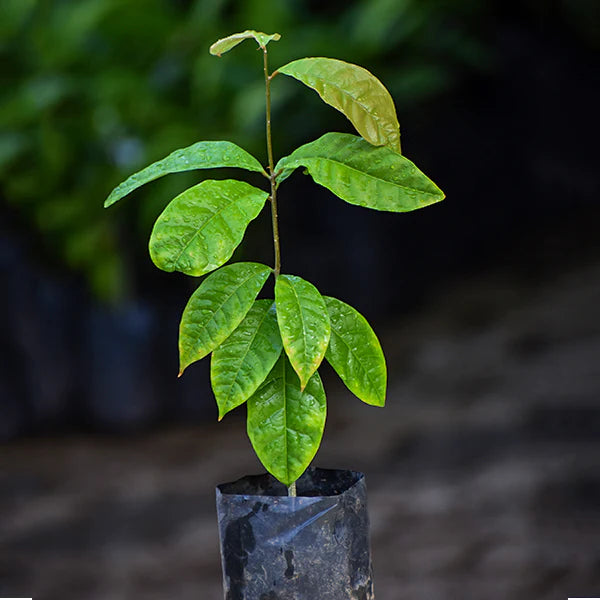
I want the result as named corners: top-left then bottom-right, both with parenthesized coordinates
top-left (216, 467), bottom-right (374, 599)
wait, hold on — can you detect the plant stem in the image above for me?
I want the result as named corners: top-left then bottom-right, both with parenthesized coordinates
top-left (263, 47), bottom-right (296, 497)
top-left (263, 47), bottom-right (281, 279)
top-left (264, 47), bottom-right (295, 496)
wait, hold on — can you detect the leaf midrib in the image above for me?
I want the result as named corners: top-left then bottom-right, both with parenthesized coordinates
top-left (221, 304), bottom-right (275, 408)
top-left (286, 280), bottom-right (309, 378)
top-left (288, 152), bottom-right (441, 198)
top-left (280, 358), bottom-right (290, 483)
top-left (282, 360), bottom-right (290, 481)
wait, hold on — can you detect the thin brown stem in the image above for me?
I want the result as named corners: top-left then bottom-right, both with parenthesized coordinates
top-left (263, 47), bottom-right (281, 279)
top-left (263, 50), bottom-right (275, 174)
top-left (270, 186), bottom-right (281, 279)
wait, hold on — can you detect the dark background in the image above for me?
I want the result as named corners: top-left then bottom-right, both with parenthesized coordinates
top-left (1, 1), bottom-right (599, 598)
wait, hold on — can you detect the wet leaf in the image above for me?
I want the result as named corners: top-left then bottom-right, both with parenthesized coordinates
top-left (211, 300), bottom-right (282, 420)
top-left (324, 296), bottom-right (386, 406)
top-left (275, 132), bottom-right (445, 212)
top-left (179, 262), bottom-right (271, 374)
top-left (275, 274), bottom-right (330, 390)
top-left (149, 179), bottom-right (268, 277)
top-left (279, 57), bottom-right (401, 151)
top-left (209, 30), bottom-right (281, 56)
top-left (247, 354), bottom-right (326, 486)
top-left (104, 141), bottom-right (265, 207)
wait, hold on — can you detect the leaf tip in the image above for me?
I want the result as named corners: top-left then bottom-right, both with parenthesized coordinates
top-left (371, 388), bottom-right (386, 407)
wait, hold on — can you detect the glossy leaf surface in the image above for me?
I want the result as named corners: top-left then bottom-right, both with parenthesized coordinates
top-left (279, 57), bottom-right (401, 151)
top-left (104, 141), bottom-right (265, 208)
top-left (179, 262), bottom-right (271, 374)
top-left (209, 30), bottom-right (281, 56)
top-left (211, 300), bottom-right (283, 420)
top-left (275, 132), bottom-right (445, 212)
top-left (324, 296), bottom-right (386, 407)
top-left (247, 354), bottom-right (326, 486)
top-left (149, 179), bottom-right (268, 277)
top-left (275, 274), bottom-right (330, 390)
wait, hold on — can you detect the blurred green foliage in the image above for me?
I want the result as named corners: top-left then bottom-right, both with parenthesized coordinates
top-left (1, 0), bottom-right (593, 300)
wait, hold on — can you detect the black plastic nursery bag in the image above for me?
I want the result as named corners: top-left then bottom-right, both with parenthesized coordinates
top-left (216, 467), bottom-right (375, 599)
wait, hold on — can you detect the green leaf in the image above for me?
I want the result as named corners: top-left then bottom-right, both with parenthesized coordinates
top-left (211, 299), bottom-right (283, 420)
top-left (247, 354), bottom-right (326, 486)
top-left (179, 262), bottom-right (271, 374)
top-left (209, 30), bottom-right (281, 56)
top-left (275, 274), bottom-right (330, 390)
top-left (324, 296), bottom-right (387, 407)
top-left (275, 132), bottom-right (445, 212)
top-left (149, 179), bottom-right (268, 277)
top-left (104, 141), bottom-right (265, 208)
top-left (279, 57), bottom-right (401, 151)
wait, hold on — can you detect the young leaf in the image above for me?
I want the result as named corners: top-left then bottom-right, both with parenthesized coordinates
top-left (209, 30), bottom-right (281, 57)
top-left (179, 262), bottom-right (271, 375)
top-left (275, 132), bottom-right (445, 212)
top-left (149, 179), bottom-right (268, 277)
top-left (278, 57), bottom-right (401, 151)
top-left (247, 354), bottom-right (326, 486)
top-left (324, 296), bottom-right (387, 407)
top-left (275, 274), bottom-right (330, 390)
top-left (211, 300), bottom-right (283, 420)
top-left (104, 141), bottom-right (265, 208)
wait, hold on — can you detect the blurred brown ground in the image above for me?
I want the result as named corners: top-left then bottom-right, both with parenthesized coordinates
top-left (1, 259), bottom-right (599, 600)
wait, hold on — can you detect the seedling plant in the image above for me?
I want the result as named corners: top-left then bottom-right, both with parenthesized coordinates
top-left (105, 31), bottom-right (444, 496)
